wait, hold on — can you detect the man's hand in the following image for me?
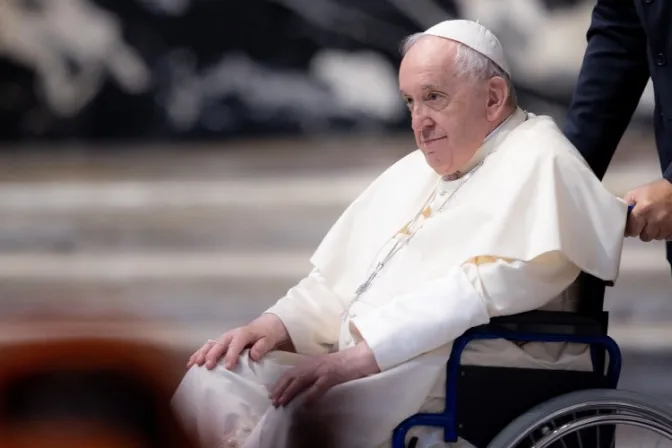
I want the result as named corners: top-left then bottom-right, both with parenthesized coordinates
top-left (187, 313), bottom-right (292, 370)
top-left (624, 179), bottom-right (672, 242)
top-left (268, 341), bottom-right (380, 408)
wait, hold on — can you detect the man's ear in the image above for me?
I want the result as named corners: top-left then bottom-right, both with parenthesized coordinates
top-left (485, 76), bottom-right (509, 121)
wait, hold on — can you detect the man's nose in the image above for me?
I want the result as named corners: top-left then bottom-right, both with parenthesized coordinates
top-left (411, 110), bottom-right (434, 132)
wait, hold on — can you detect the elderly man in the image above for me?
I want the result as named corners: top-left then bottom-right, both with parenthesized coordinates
top-left (171, 20), bottom-right (627, 448)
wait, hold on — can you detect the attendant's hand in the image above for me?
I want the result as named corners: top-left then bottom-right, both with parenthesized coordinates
top-left (624, 178), bottom-right (672, 242)
top-left (187, 313), bottom-right (292, 370)
top-left (268, 341), bottom-right (380, 407)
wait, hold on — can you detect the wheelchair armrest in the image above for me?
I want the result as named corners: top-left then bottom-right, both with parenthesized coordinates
top-left (476, 310), bottom-right (608, 337)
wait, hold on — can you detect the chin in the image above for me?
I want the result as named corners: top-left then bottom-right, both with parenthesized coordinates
top-left (420, 148), bottom-right (452, 174)
top-left (423, 156), bottom-right (449, 174)
top-left (428, 163), bottom-right (453, 177)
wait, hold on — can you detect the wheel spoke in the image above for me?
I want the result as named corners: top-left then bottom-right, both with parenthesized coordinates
top-left (488, 390), bottom-right (672, 448)
top-left (531, 414), bottom-right (672, 448)
top-left (569, 414), bottom-right (584, 448)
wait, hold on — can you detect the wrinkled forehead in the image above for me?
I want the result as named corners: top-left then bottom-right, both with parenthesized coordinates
top-left (399, 36), bottom-right (461, 94)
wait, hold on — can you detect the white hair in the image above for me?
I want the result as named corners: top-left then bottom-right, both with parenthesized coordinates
top-left (400, 33), bottom-right (517, 106)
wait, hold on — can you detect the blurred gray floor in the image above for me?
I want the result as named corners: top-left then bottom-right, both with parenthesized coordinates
top-left (0, 129), bottom-right (671, 411)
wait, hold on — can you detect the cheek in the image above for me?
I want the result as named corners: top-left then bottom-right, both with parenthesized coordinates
top-left (434, 116), bottom-right (462, 145)
top-left (434, 117), bottom-right (473, 160)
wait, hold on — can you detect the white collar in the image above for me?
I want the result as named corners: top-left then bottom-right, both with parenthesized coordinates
top-left (442, 107), bottom-right (528, 181)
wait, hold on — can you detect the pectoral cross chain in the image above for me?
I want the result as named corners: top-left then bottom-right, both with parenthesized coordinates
top-left (355, 263), bottom-right (383, 295)
top-left (344, 159), bottom-right (486, 322)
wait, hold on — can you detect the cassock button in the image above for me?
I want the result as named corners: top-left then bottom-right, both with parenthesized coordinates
top-left (656, 53), bottom-right (667, 66)
top-left (644, 0), bottom-right (653, 4)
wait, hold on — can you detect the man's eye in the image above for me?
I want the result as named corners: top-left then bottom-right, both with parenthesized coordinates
top-left (403, 97), bottom-right (413, 107)
top-left (427, 92), bottom-right (440, 101)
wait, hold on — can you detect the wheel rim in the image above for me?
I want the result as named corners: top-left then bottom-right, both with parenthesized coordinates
top-left (502, 401), bottom-right (672, 447)
top-left (531, 413), bottom-right (672, 448)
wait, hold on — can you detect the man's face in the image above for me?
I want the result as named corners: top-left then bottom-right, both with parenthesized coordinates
top-left (399, 36), bottom-right (492, 176)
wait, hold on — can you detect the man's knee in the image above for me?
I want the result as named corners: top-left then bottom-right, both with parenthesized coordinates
top-left (173, 364), bottom-right (232, 405)
top-left (177, 364), bottom-right (212, 389)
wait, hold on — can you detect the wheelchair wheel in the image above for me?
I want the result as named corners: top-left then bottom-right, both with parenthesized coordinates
top-left (488, 389), bottom-right (672, 447)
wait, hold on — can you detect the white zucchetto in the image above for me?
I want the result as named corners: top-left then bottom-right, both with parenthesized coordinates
top-left (422, 19), bottom-right (511, 77)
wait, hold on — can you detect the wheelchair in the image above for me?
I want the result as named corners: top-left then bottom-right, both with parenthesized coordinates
top-left (392, 271), bottom-right (672, 447)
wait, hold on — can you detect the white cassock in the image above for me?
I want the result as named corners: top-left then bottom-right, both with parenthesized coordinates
top-left (171, 108), bottom-right (628, 448)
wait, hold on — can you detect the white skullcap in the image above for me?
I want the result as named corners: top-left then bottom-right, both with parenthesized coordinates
top-left (422, 19), bottom-right (511, 77)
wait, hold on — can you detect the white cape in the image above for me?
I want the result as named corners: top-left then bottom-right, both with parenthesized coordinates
top-left (312, 113), bottom-right (627, 299)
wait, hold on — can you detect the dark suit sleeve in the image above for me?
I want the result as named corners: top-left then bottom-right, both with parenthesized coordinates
top-left (563, 0), bottom-right (650, 180)
top-left (664, 162), bottom-right (672, 182)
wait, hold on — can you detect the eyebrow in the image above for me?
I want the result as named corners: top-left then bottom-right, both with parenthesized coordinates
top-left (420, 83), bottom-right (442, 91)
top-left (400, 83), bottom-right (445, 95)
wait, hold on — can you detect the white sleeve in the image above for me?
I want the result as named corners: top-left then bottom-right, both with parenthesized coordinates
top-left (264, 268), bottom-right (348, 356)
top-left (348, 251), bottom-right (581, 372)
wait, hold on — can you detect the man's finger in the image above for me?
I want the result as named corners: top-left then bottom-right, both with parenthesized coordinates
top-left (661, 226), bottom-right (672, 241)
top-left (302, 377), bottom-right (331, 407)
top-left (186, 349), bottom-right (200, 368)
top-left (270, 375), bottom-right (294, 407)
top-left (651, 225), bottom-right (666, 241)
top-left (204, 334), bottom-right (233, 369)
top-left (655, 210), bottom-right (672, 239)
top-left (187, 353), bottom-right (196, 368)
top-left (277, 376), bottom-right (312, 407)
top-left (222, 335), bottom-right (248, 370)
top-left (188, 340), bottom-right (217, 368)
top-left (269, 370), bottom-right (295, 402)
top-left (625, 208), bottom-right (646, 237)
top-left (624, 189), bottom-right (637, 206)
top-left (250, 337), bottom-right (272, 361)
top-left (640, 222), bottom-right (660, 243)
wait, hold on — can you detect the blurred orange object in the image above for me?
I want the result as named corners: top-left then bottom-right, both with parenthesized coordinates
top-left (0, 337), bottom-right (200, 448)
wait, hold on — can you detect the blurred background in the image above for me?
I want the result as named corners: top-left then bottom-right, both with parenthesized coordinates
top-left (0, 0), bottom-right (671, 401)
